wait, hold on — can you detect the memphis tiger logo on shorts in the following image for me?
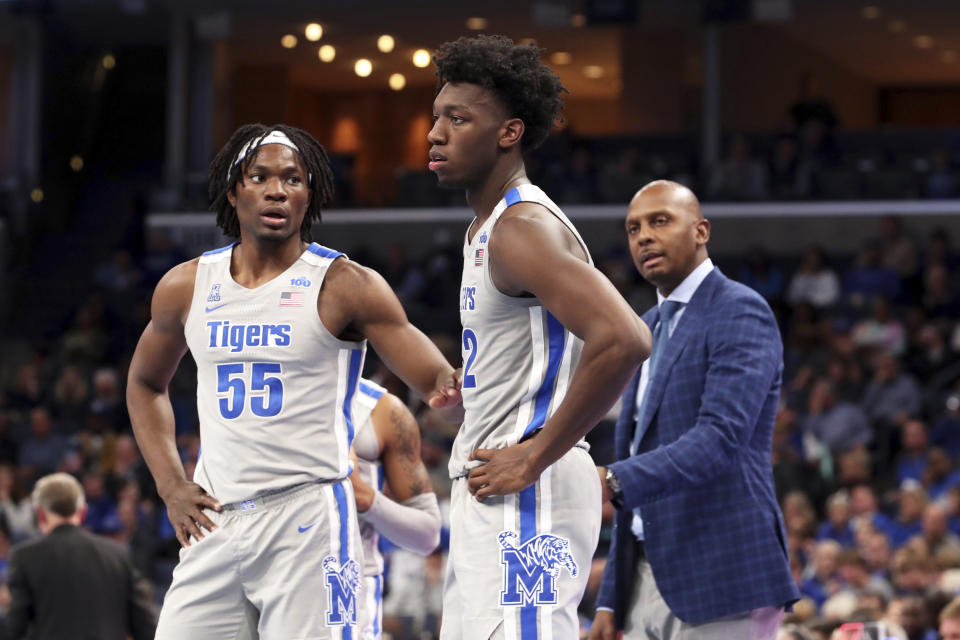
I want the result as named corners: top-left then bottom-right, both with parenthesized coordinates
top-left (323, 556), bottom-right (361, 626)
top-left (498, 531), bottom-right (578, 607)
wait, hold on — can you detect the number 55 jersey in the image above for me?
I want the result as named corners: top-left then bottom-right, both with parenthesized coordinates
top-left (451, 184), bottom-right (592, 479)
top-left (185, 242), bottom-right (366, 504)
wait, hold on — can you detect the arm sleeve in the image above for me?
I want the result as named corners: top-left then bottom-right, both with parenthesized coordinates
top-left (359, 491), bottom-right (441, 556)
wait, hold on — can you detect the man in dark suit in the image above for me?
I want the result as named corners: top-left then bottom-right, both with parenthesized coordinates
top-left (5, 472), bottom-right (156, 640)
top-left (590, 181), bottom-right (800, 639)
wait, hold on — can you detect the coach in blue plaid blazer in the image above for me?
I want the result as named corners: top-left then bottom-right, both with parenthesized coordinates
top-left (592, 182), bottom-right (799, 639)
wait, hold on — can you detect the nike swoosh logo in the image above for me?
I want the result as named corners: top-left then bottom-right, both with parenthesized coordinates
top-left (298, 523), bottom-right (318, 533)
top-left (205, 303), bottom-right (228, 313)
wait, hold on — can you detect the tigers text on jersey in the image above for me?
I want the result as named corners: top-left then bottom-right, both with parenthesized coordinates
top-left (352, 378), bottom-right (387, 578)
top-left (184, 242), bottom-right (366, 505)
top-left (451, 184), bottom-right (593, 479)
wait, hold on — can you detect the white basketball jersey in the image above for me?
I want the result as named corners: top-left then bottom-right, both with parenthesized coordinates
top-left (185, 242), bottom-right (366, 505)
top-left (352, 378), bottom-right (386, 577)
top-left (451, 184), bottom-right (592, 478)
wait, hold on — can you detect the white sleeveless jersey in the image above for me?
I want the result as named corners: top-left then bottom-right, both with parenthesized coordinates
top-left (450, 184), bottom-right (592, 478)
top-left (185, 242), bottom-right (366, 504)
top-left (352, 378), bottom-right (387, 577)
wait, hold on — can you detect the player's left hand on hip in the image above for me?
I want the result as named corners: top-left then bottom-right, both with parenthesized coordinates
top-left (428, 368), bottom-right (463, 409)
top-left (467, 440), bottom-right (539, 499)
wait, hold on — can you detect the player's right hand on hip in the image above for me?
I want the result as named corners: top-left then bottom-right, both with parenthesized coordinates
top-left (588, 610), bottom-right (621, 640)
top-left (160, 480), bottom-right (221, 547)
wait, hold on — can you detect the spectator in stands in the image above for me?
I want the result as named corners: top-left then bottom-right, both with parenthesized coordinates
top-left (140, 228), bottom-right (185, 287)
top-left (17, 409), bottom-right (68, 485)
top-left (81, 470), bottom-right (117, 536)
top-left (824, 355), bottom-right (865, 404)
top-left (862, 530), bottom-right (894, 582)
top-left (922, 263), bottom-right (959, 321)
top-left (707, 133), bottom-right (768, 201)
top-left (930, 393), bottom-right (960, 461)
top-left (852, 297), bottom-right (906, 356)
top-left (886, 594), bottom-right (937, 640)
top-left (93, 250), bottom-right (143, 293)
top-left (924, 150), bottom-right (957, 199)
top-left (767, 134), bottom-right (810, 200)
top-left (803, 539), bottom-right (842, 610)
top-left (862, 352), bottom-right (922, 432)
top-left (924, 449), bottom-right (960, 501)
top-left (939, 596), bottom-right (960, 640)
top-left (837, 548), bottom-right (896, 602)
top-left (924, 228), bottom-right (958, 271)
top-left (892, 482), bottom-right (928, 548)
top-left (907, 324), bottom-right (958, 382)
top-left (851, 484), bottom-right (899, 543)
top-left (880, 216), bottom-right (920, 285)
top-left (50, 365), bottom-right (88, 435)
top-left (897, 420), bottom-right (932, 485)
top-left (0, 467), bottom-right (33, 545)
top-left (5, 362), bottom-right (42, 413)
top-left (738, 246), bottom-right (786, 303)
top-left (555, 146), bottom-right (597, 203)
top-left (921, 503), bottom-right (960, 559)
top-left (789, 74), bottom-right (838, 134)
top-left (87, 368), bottom-right (128, 434)
top-left (803, 377), bottom-right (873, 455)
top-left (845, 245), bottom-right (900, 308)
top-left (598, 147), bottom-right (647, 204)
top-left (59, 300), bottom-right (108, 365)
top-left (818, 490), bottom-right (857, 547)
top-left (788, 245), bottom-right (841, 309)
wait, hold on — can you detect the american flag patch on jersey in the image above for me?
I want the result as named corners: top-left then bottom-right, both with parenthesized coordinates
top-left (280, 291), bottom-right (304, 307)
top-left (475, 248), bottom-right (484, 266)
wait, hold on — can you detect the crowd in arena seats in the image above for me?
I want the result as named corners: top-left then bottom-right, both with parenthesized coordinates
top-left (0, 212), bottom-right (956, 639)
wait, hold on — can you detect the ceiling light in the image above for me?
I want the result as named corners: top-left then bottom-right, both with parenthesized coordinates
top-left (942, 50), bottom-right (957, 64)
top-left (305, 23), bottom-right (323, 41)
top-left (102, 54), bottom-right (116, 69)
top-left (69, 155), bottom-right (84, 172)
top-left (389, 73), bottom-right (406, 91)
top-left (377, 35), bottom-right (395, 53)
top-left (519, 38), bottom-right (536, 47)
top-left (570, 13), bottom-right (587, 27)
top-left (583, 65), bottom-right (604, 79)
top-left (861, 6), bottom-right (880, 19)
top-left (466, 17), bottom-right (488, 30)
top-left (888, 20), bottom-right (906, 33)
top-left (281, 34), bottom-right (298, 49)
top-left (318, 45), bottom-right (336, 62)
top-left (550, 51), bottom-right (572, 65)
top-left (412, 49), bottom-right (431, 68)
top-left (354, 59), bottom-right (373, 77)
top-left (913, 35), bottom-right (934, 49)
top-left (30, 188), bottom-right (44, 203)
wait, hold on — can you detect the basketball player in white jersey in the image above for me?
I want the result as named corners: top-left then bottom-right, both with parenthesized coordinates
top-left (127, 123), bottom-right (460, 639)
top-left (428, 36), bottom-right (652, 639)
top-left (348, 378), bottom-right (442, 639)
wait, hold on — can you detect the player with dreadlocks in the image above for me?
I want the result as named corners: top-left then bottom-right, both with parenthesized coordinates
top-left (428, 36), bottom-right (651, 639)
top-left (127, 123), bottom-right (461, 638)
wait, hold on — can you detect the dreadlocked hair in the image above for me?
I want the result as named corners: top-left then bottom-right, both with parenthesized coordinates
top-left (208, 123), bottom-right (336, 242)
top-left (433, 35), bottom-right (567, 151)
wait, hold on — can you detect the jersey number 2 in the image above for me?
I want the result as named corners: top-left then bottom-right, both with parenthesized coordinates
top-left (462, 329), bottom-right (478, 389)
top-left (217, 362), bottom-right (284, 419)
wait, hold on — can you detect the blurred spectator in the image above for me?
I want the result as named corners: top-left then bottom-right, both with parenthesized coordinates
top-left (906, 324), bottom-right (958, 382)
top-left (803, 378), bottom-right (873, 455)
top-left (862, 530), bottom-right (894, 582)
top-left (924, 448), bottom-right (960, 501)
top-left (93, 250), bottom-right (143, 293)
top-left (896, 420), bottom-right (932, 486)
top-left (554, 147), bottom-right (597, 203)
top-left (5, 363), bottom-right (42, 413)
top-left (81, 470), bottom-right (117, 536)
top-left (940, 596), bottom-right (960, 640)
top-left (817, 490), bottom-right (856, 547)
top-left (930, 393), bottom-right (960, 460)
top-left (789, 74), bottom-right (838, 134)
top-left (597, 148), bottom-right (646, 203)
top-left (851, 297), bottom-right (906, 356)
top-left (802, 539), bottom-right (842, 610)
top-left (845, 246), bottom-right (900, 308)
top-left (922, 264), bottom-right (959, 321)
top-left (862, 352), bottom-right (921, 433)
top-left (925, 151), bottom-right (958, 199)
top-left (788, 246), bottom-right (841, 309)
top-left (924, 228), bottom-right (958, 271)
top-left (885, 595), bottom-right (936, 640)
top-left (707, 134), bottom-right (768, 201)
top-left (880, 216), bottom-right (920, 284)
top-left (921, 503), bottom-right (960, 558)
top-left (16, 409), bottom-right (68, 485)
top-left (88, 367), bottom-right (128, 434)
top-left (851, 484), bottom-right (899, 543)
top-left (0, 467), bottom-right (34, 544)
top-left (59, 301), bottom-right (108, 365)
top-left (738, 246), bottom-right (786, 302)
top-left (891, 482), bottom-right (928, 549)
top-left (768, 134), bottom-right (810, 200)
top-left (140, 228), bottom-right (185, 287)
top-left (836, 548), bottom-right (895, 602)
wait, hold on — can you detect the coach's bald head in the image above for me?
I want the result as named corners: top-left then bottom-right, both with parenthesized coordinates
top-left (625, 180), bottom-right (710, 296)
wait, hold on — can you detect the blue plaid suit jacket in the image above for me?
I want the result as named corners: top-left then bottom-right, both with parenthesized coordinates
top-left (596, 268), bottom-right (800, 626)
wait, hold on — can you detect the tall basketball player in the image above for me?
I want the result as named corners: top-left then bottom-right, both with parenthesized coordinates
top-left (428, 36), bottom-right (652, 639)
top-left (127, 124), bottom-right (460, 639)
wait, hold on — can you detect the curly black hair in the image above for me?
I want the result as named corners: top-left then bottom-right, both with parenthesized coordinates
top-left (208, 123), bottom-right (335, 242)
top-left (433, 35), bottom-right (567, 151)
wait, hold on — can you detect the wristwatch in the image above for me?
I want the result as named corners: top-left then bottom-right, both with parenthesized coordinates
top-left (605, 467), bottom-right (624, 509)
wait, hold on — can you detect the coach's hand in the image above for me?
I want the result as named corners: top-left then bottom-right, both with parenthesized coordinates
top-left (589, 610), bottom-right (621, 640)
top-left (427, 368), bottom-right (463, 409)
top-left (468, 440), bottom-right (541, 499)
top-left (160, 480), bottom-right (221, 547)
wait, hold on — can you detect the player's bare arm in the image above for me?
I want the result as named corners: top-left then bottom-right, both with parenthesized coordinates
top-left (319, 258), bottom-right (462, 407)
top-left (467, 204), bottom-right (652, 499)
top-left (349, 393), bottom-right (442, 555)
top-left (127, 259), bottom-right (222, 547)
